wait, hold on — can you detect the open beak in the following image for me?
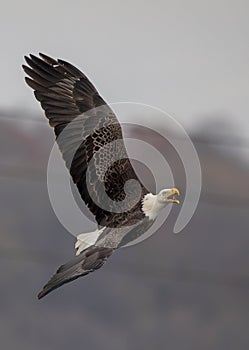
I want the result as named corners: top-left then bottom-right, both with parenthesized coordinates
top-left (168, 187), bottom-right (180, 204)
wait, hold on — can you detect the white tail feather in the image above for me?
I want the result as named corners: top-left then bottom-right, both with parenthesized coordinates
top-left (75, 228), bottom-right (105, 255)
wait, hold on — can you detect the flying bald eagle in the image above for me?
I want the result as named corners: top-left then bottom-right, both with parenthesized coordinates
top-left (23, 53), bottom-right (180, 299)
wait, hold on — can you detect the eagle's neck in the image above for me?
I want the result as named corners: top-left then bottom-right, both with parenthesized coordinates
top-left (141, 193), bottom-right (165, 220)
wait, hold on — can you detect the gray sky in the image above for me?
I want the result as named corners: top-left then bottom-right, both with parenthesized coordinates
top-left (1, 0), bottom-right (249, 134)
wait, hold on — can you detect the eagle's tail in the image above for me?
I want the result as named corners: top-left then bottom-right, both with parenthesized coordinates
top-left (37, 246), bottom-right (113, 299)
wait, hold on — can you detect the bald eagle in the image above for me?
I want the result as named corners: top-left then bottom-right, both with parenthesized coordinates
top-left (23, 53), bottom-right (180, 299)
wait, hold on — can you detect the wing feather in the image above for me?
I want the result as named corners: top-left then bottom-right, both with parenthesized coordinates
top-left (23, 53), bottom-right (148, 227)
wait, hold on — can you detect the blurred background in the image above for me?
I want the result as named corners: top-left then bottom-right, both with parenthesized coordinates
top-left (0, 1), bottom-right (249, 349)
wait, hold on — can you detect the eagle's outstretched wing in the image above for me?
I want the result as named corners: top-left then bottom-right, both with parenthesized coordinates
top-left (23, 53), bottom-right (148, 227)
top-left (37, 246), bottom-right (114, 299)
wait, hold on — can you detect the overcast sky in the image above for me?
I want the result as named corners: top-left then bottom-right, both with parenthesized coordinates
top-left (1, 0), bottom-right (248, 135)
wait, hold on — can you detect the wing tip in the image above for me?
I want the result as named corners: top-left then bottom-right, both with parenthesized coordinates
top-left (37, 281), bottom-right (57, 300)
top-left (39, 52), bottom-right (58, 65)
top-left (37, 290), bottom-right (45, 300)
top-left (24, 76), bottom-right (33, 85)
top-left (37, 284), bottom-right (51, 299)
top-left (24, 55), bottom-right (30, 63)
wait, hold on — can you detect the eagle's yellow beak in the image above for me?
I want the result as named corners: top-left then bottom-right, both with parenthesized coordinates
top-left (169, 188), bottom-right (180, 204)
top-left (172, 188), bottom-right (180, 196)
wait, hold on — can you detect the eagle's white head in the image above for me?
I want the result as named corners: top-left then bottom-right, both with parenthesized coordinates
top-left (142, 188), bottom-right (180, 220)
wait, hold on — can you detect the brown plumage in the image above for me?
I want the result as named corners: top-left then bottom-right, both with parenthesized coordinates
top-left (23, 53), bottom-right (151, 298)
top-left (23, 53), bottom-right (149, 228)
top-left (23, 54), bottom-right (181, 299)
